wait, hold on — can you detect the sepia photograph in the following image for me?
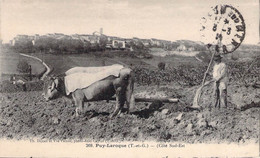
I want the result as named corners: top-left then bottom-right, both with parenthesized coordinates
top-left (0, 0), bottom-right (259, 157)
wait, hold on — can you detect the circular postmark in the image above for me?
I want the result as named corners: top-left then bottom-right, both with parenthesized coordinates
top-left (200, 4), bottom-right (246, 54)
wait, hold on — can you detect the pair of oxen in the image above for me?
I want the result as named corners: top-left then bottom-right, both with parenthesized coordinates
top-left (43, 64), bottom-right (135, 118)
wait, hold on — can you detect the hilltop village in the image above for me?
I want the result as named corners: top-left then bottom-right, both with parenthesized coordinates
top-left (6, 28), bottom-right (206, 54)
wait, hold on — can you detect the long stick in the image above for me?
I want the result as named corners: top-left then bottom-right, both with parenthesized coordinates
top-left (192, 48), bottom-right (216, 108)
top-left (201, 49), bottom-right (216, 86)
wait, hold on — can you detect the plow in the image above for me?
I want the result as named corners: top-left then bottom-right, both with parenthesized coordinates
top-left (109, 97), bottom-right (179, 103)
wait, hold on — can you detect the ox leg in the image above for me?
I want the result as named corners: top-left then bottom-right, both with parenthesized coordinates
top-left (125, 75), bottom-right (134, 114)
top-left (75, 100), bottom-right (84, 117)
top-left (72, 92), bottom-right (85, 117)
top-left (72, 94), bottom-right (78, 117)
top-left (110, 87), bottom-right (125, 118)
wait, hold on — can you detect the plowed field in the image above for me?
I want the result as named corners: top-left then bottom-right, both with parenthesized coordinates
top-left (0, 52), bottom-right (259, 144)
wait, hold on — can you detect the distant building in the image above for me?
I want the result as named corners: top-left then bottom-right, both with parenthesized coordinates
top-left (112, 40), bottom-right (125, 49)
top-left (54, 33), bottom-right (64, 36)
top-left (11, 34), bottom-right (39, 46)
top-left (35, 34), bottom-right (40, 40)
top-left (89, 35), bottom-right (100, 44)
top-left (107, 36), bottom-right (120, 42)
top-left (79, 35), bottom-right (91, 42)
top-left (71, 34), bottom-right (80, 40)
top-left (10, 39), bottom-right (16, 46)
top-left (188, 47), bottom-right (195, 51)
top-left (46, 33), bottom-right (54, 37)
top-left (9, 31), bottom-right (194, 52)
top-left (176, 44), bottom-right (187, 51)
top-left (124, 38), bottom-right (132, 47)
top-left (140, 39), bottom-right (151, 47)
top-left (93, 31), bottom-right (101, 36)
top-left (105, 42), bottom-right (113, 49)
top-left (150, 38), bottom-right (161, 46)
top-left (132, 37), bottom-right (140, 44)
top-left (76, 34), bottom-right (100, 44)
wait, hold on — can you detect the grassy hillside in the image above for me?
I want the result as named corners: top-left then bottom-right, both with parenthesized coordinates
top-left (31, 52), bottom-right (150, 75)
top-left (0, 51), bottom-right (45, 81)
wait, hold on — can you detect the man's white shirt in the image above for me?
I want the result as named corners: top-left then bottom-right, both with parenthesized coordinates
top-left (213, 62), bottom-right (228, 84)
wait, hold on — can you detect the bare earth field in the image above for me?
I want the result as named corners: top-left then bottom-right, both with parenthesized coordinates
top-left (0, 85), bottom-right (259, 143)
top-left (0, 50), bottom-right (259, 144)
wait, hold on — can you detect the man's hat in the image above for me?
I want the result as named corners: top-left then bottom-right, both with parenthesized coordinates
top-left (213, 54), bottom-right (222, 61)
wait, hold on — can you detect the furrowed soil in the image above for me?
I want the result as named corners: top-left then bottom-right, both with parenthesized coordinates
top-left (0, 52), bottom-right (259, 144)
top-left (0, 84), bottom-right (259, 143)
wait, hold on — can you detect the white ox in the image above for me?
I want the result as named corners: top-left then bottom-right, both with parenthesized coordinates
top-left (43, 64), bottom-right (135, 118)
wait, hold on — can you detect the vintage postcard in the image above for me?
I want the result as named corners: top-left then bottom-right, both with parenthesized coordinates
top-left (0, 0), bottom-right (259, 157)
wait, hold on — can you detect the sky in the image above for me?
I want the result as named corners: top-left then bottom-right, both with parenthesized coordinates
top-left (0, 0), bottom-right (259, 44)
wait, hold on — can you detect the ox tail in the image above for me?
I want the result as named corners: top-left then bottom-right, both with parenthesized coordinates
top-left (125, 69), bottom-right (135, 112)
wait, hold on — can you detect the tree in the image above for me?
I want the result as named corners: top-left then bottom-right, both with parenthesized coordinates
top-left (14, 39), bottom-right (34, 53)
top-left (83, 41), bottom-right (91, 53)
top-left (59, 38), bottom-right (70, 53)
top-left (70, 39), bottom-right (84, 53)
top-left (34, 37), bottom-right (57, 53)
top-left (171, 42), bottom-right (180, 50)
top-left (91, 42), bottom-right (100, 51)
top-left (99, 35), bottom-right (108, 51)
top-left (135, 40), bottom-right (144, 50)
top-left (17, 60), bottom-right (30, 73)
top-left (158, 62), bottom-right (166, 70)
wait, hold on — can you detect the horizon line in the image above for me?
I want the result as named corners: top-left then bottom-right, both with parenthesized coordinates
top-left (2, 32), bottom-right (259, 45)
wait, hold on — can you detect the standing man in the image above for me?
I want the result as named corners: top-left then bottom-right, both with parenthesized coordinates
top-left (212, 54), bottom-right (228, 108)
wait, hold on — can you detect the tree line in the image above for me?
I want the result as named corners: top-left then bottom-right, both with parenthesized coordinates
top-left (12, 36), bottom-right (108, 54)
top-left (11, 36), bottom-right (206, 54)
